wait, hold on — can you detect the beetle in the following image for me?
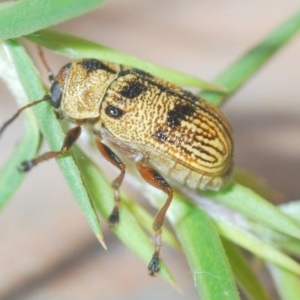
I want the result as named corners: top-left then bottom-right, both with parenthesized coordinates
top-left (0, 49), bottom-right (233, 275)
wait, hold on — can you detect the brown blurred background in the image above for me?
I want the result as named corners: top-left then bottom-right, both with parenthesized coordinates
top-left (0, 0), bottom-right (300, 299)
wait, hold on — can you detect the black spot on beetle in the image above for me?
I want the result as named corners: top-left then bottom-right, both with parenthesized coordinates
top-left (118, 68), bottom-right (153, 78)
top-left (59, 62), bottom-right (72, 76)
top-left (118, 69), bottom-right (131, 77)
top-left (120, 81), bottom-right (147, 99)
top-left (79, 59), bottom-right (116, 74)
top-left (149, 81), bottom-right (179, 98)
top-left (182, 90), bottom-right (199, 103)
top-left (167, 104), bottom-right (195, 128)
top-left (152, 130), bottom-right (168, 143)
top-left (105, 105), bottom-right (125, 119)
top-left (133, 68), bottom-right (153, 78)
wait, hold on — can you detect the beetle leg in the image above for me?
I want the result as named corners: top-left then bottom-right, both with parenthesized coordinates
top-left (136, 161), bottom-right (173, 276)
top-left (19, 126), bottom-right (81, 172)
top-left (95, 140), bottom-right (125, 226)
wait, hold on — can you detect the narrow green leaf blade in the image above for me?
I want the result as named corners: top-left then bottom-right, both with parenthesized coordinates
top-left (168, 193), bottom-right (240, 300)
top-left (223, 239), bottom-right (270, 300)
top-left (0, 42), bottom-right (41, 209)
top-left (4, 39), bottom-right (104, 244)
top-left (265, 201), bottom-right (300, 256)
top-left (268, 263), bottom-right (300, 300)
top-left (0, 0), bottom-right (107, 40)
top-left (25, 29), bottom-right (224, 91)
top-left (205, 183), bottom-right (300, 240)
top-left (0, 133), bottom-right (41, 210)
top-left (216, 219), bottom-right (300, 275)
top-left (280, 200), bottom-right (300, 221)
top-left (200, 9), bottom-right (300, 106)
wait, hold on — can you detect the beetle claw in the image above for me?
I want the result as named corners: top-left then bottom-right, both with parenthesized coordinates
top-left (148, 251), bottom-right (160, 276)
top-left (108, 206), bottom-right (119, 227)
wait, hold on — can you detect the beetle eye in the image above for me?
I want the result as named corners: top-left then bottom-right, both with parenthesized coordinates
top-left (50, 81), bottom-right (62, 109)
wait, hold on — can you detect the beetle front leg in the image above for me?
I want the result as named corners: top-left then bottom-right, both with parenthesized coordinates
top-left (95, 140), bottom-right (125, 226)
top-left (136, 161), bottom-right (173, 276)
top-left (19, 126), bottom-right (81, 172)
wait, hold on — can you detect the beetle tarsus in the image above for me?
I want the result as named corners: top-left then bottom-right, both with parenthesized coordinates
top-left (148, 250), bottom-right (160, 276)
top-left (108, 206), bottom-right (120, 227)
top-left (18, 160), bottom-right (35, 172)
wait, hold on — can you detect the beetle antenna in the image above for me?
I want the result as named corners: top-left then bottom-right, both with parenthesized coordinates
top-left (0, 96), bottom-right (50, 137)
top-left (38, 46), bottom-right (55, 84)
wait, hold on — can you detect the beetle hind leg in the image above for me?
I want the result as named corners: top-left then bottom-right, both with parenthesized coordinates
top-left (136, 161), bottom-right (173, 276)
top-left (95, 140), bottom-right (125, 226)
top-left (19, 126), bottom-right (81, 172)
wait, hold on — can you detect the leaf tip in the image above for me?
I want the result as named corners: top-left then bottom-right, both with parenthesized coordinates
top-left (97, 234), bottom-right (107, 250)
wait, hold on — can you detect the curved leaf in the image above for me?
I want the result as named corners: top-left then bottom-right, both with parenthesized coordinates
top-left (205, 183), bottom-right (300, 240)
top-left (216, 218), bottom-right (300, 275)
top-left (26, 29), bottom-right (224, 91)
top-left (0, 42), bottom-right (41, 209)
top-left (168, 193), bottom-right (239, 299)
top-left (223, 239), bottom-right (270, 300)
top-left (0, 0), bottom-right (107, 40)
top-left (268, 263), bottom-right (300, 300)
top-left (3, 39), bottom-right (105, 246)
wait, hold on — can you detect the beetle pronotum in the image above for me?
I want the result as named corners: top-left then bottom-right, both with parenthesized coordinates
top-left (0, 48), bottom-right (233, 275)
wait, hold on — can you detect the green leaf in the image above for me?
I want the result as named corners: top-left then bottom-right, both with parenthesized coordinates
top-left (205, 183), bottom-right (300, 241)
top-left (25, 29), bottom-right (225, 91)
top-left (0, 0), bottom-right (107, 40)
top-left (234, 169), bottom-right (278, 201)
top-left (200, 9), bottom-right (300, 106)
top-left (223, 239), bottom-right (270, 300)
top-left (3, 39), bottom-right (105, 246)
top-left (268, 263), bottom-right (300, 300)
top-left (266, 201), bottom-right (300, 256)
top-left (280, 200), bottom-right (300, 222)
top-left (167, 193), bottom-right (240, 299)
top-left (216, 218), bottom-right (300, 275)
top-left (0, 42), bottom-right (41, 209)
